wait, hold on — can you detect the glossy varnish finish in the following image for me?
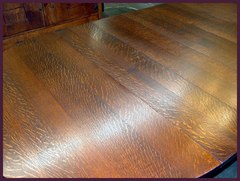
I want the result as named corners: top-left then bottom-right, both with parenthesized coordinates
top-left (3, 3), bottom-right (237, 178)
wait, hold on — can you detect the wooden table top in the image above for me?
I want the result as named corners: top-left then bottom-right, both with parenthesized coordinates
top-left (3, 3), bottom-right (237, 178)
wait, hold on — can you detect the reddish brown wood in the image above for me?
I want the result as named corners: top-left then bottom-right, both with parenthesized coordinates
top-left (3, 3), bottom-right (237, 178)
top-left (3, 13), bottom-right (99, 51)
top-left (43, 3), bottom-right (98, 25)
top-left (3, 3), bottom-right (45, 36)
top-left (3, 3), bottom-right (100, 38)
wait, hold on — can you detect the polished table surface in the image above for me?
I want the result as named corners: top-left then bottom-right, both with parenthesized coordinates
top-left (3, 3), bottom-right (237, 178)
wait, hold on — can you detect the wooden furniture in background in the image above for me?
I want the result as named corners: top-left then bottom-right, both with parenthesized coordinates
top-left (3, 3), bottom-right (237, 178)
top-left (3, 3), bottom-right (101, 49)
top-left (43, 3), bottom-right (99, 26)
top-left (3, 3), bottom-right (45, 36)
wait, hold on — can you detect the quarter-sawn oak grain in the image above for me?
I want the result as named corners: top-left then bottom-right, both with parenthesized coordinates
top-left (3, 3), bottom-right (237, 178)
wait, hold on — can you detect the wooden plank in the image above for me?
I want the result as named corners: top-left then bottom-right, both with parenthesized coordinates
top-left (158, 4), bottom-right (237, 43)
top-left (147, 5), bottom-right (237, 67)
top-left (174, 3), bottom-right (237, 23)
top-left (89, 16), bottom-right (237, 108)
top-left (3, 36), bottom-right (220, 178)
top-left (55, 26), bottom-right (236, 162)
top-left (3, 52), bottom-right (122, 178)
top-left (123, 8), bottom-right (237, 72)
top-left (3, 3), bottom-right (237, 178)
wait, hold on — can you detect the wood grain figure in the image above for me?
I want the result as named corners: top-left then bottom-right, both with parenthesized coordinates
top-left (3, 3), bottom-right (237, 178)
